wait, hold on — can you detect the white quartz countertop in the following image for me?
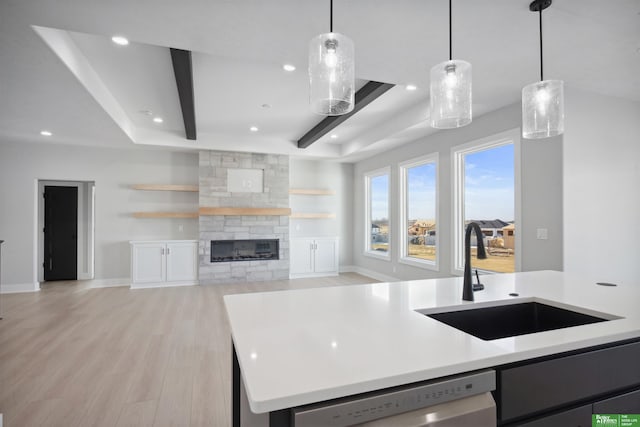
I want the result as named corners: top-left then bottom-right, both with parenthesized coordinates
top-left (224, 271), bottom-right (640, 413)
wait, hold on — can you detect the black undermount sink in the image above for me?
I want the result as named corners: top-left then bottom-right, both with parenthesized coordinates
top-left (425, 302), bottom-right (610, 341)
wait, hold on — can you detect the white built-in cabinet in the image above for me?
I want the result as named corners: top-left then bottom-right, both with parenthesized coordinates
top-left (290, 237), bottom-right (339, 278)
top-left (130, 240), bottom-right (198, 289)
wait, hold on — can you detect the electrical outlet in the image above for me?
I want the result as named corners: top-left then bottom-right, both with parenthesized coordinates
top-left (536, 228), bottom-right (548, 240)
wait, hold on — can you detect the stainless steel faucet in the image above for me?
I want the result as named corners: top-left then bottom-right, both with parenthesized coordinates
top-left (463, 222), bottom-right (487, 301)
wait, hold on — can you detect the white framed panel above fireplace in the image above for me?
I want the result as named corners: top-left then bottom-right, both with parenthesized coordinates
top-left (227, 168), bottom-right (263, 193)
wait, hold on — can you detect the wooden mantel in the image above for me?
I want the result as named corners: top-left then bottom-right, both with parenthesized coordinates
top-left (199, 207), bottom-right (291, 216)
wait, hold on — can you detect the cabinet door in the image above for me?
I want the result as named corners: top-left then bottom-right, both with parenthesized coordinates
top-left (132, 243), bottom-right (166, 283)
top-left (593, 388), bottom-right (640, 413)
top-left (314, 238), bottom-right (338, 274)
top-left (498, 341), bottom-right (640, 422)
top-left (166, 242), bottom-right (198, 282)
top-left (515, 405), bottom-right (592, 427)
top-left (290, 239), bottom-right (314, 275)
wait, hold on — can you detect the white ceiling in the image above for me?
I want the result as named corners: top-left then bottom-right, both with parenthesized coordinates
top-left (1, 0), bottom-right (639, 161)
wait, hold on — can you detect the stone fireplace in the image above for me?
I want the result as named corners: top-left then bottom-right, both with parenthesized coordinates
top-left (199, 151), bottom-right (289, 284)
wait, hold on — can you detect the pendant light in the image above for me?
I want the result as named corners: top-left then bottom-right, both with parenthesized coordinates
top-left (309, 0), bottom-right (355, 116)
top-left (430, 0), bottom-right (472, 129)
top-left (522, 0), bottom-right (564, 139)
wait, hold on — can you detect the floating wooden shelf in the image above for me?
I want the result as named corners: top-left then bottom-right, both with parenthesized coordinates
top-left (289, 188), bottom-right (335, 195)
top-left (131, 184), bottom-right (199, 192)
top-left (133, 212), bottom-right (199, 219)
top-left (290, 213), bottom-right (336, 219)
top-left (199, 207), bottom-right (292, 216)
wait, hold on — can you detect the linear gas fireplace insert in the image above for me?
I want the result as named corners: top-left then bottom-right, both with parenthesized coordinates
top-left (210, 239), bottom-right (279, 263)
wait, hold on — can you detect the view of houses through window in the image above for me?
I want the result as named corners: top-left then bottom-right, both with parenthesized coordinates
top-left (401, 156), bottom-right (437, 266)
top-left (462, 143), bottom-right (515, 273)
top-left (367, 171), bottom-right (390, 255)
top-left (366, 135), bottom-right (514, 273)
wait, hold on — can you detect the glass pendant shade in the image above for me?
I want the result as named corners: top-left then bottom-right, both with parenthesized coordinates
top-left (522, 79), bottom-right (564, 139)
top-left (309, 32), bottom-right (354, 115)
top-left (429, 59), bottom-right (472, 129)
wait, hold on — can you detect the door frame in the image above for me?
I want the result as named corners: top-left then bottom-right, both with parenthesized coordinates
top-left (36, 180), bottom-right (95, 283)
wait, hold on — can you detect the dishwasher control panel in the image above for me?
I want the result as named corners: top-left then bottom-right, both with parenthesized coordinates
top-left (293, 370), bottom-right (495, 427)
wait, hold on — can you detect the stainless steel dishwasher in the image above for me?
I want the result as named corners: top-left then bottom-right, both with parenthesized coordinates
top-left (292, 370), bottom-right (496, 427)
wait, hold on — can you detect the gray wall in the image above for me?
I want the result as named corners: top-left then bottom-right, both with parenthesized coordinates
top-left (0, 140), bottom-right (198, 290)
top-left (352, 102), bottom-right (563, 281)
top-left (5, 88), bottom-right (633, 289)
top-left (520, 136), bottom-right (563, 271)
top-left (289, 159), bottom-right (354, 267)
top-left (563, 89), bottom-right (640, 286)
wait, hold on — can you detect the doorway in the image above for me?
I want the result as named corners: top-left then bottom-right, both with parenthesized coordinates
top-left (44, 186), bottom-right (78, 281)
top-left (37, 180), bottom-right (95, 283)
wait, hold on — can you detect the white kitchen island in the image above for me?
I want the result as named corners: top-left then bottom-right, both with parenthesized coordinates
top-left (224, 271), bottom-right (640, 426)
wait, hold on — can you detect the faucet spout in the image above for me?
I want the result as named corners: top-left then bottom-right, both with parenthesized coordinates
top-left (463, 222), bottom-right (487, 301)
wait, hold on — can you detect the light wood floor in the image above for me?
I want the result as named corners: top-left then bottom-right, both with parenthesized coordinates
top-left (0, 273), bottom-right (377, 427)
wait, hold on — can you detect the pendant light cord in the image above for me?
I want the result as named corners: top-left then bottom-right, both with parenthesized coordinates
top-left (449, 0), bottom-right (452, 60)
top-left (330, 0), bottom-right (333, 33)
top-left (539, 8), bottom-right (544, 81)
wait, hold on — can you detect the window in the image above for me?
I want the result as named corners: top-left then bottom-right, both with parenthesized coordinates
top-left (399, 154), bottom-right (438, 269)
top-left (453, 130), bottom-right (519, 274)
top-left (365, 168), bottom-right (390, 259)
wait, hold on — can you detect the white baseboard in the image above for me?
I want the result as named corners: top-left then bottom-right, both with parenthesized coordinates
top-left (0, 282), bottom-right (40, 294)
top-left (88, 278), bottom-right (130, 288)
top-left (340, 265), bottom-right (399, 283)
top-left (289, 272), bottom-right (339, 279)
top-left (130, 281), bottom-right (199, 290)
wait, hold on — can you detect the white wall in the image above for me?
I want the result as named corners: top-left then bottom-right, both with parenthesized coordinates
top-left (289, 159), bottom-right (354, 267)
top-left (563, 89), bottom-right (640, 285)
top-left (0, 140), bottom-right (198, 291)
top-left (352, 102), bottom-right (563, 281)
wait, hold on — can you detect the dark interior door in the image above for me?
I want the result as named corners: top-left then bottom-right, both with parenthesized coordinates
top-left (44, 186), bottom-right (78, 281)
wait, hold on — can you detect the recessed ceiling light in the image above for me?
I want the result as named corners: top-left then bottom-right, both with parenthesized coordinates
top-left (111, 36), bottom-right (129, 46)
top-left (153, 117), bottom-right (163, 123)
top-left (406, 84), bottom-right (418, 91)
top-left (330, 134), bottom-right (338, 139)
top-left (40, 130), bottom-right (52, 136)
top-left (283, 64), bottom-right (296, 72)
top-left (249, 126), bottom-right (259, 132)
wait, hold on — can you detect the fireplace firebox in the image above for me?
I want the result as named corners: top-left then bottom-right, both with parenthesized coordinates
top-left (210, 239), bottom-right (279, 263)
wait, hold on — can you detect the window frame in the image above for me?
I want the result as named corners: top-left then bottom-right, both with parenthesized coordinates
top-left (364, 166), bottom-right (391, 261)
top-left (451, 128), bottom-right (521, 275)
top-left (398, 153), bottom-right (439, 271)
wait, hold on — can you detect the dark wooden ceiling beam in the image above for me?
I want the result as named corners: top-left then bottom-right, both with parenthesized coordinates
top-left (170, 48), bottom-right (197, 140)
top-left (297, 81), bottom-right (395, 149)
